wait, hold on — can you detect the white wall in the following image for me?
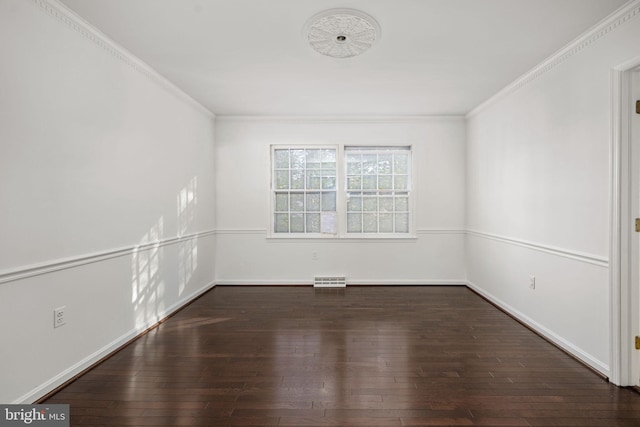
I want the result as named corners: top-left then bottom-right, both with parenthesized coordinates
top-left (215, 117), bottom-right (466, 285)
top-left (466, 3), bottom-right (640, 376)
top-left (0, 0), bottom-right (216, 403)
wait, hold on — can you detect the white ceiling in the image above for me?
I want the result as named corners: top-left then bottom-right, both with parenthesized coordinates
top-left (58, 0), bottom-right (629, 116)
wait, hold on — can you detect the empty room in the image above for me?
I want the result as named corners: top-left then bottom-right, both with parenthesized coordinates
top-left (3, 0), bottom-right (640, 425)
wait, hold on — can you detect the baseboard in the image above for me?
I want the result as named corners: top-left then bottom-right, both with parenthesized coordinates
top-left (215, 280), bottom-right (312, 286)
top-left (465, 280), bottom-right (610, 378)
top-left (347, 280), bottom-right (467, 286)
top-left (18, 281), bottom-right (216, 404)
top-left (215, 279), bottom-right (467, 286)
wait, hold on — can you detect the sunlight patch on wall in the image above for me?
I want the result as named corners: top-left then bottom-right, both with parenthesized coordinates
top-left (131, 217), bottom-right (166, 329)
top-left (178, 177), bottom-right (198, 296)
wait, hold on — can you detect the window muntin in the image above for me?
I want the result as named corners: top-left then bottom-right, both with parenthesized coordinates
top-left (272, 148), bottom-right (337, 234)
top-left (345, 146), bottom-right (411, 234)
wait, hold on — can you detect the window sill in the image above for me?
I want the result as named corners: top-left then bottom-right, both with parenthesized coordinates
top-left (267, 234), bottom-right (418, 242)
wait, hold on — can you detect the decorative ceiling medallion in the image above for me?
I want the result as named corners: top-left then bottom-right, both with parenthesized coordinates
top-left (304, 9), bottom-right (380, 59)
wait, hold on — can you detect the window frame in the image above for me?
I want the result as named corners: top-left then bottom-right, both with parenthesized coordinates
top-left (268, 144), bottom-right (415, 239)
top-left (343, 145), bottom-right (413, 238)
top-left (270, 145), bottom-right (341, 238)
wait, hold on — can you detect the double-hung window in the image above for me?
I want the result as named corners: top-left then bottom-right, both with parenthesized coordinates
top-left (271, 145), bottom-right (412, 237)
top-left (272, 147), bottom-right (338, 235)
top-left (345, 146), bottom-right (411, 234)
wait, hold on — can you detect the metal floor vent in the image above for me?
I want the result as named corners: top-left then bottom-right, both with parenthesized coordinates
top-left (314, 276), bottom-right (346, 287)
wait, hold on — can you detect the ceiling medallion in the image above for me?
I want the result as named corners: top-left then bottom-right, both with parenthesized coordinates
top-left (304, 9), bottom-right (381, 59)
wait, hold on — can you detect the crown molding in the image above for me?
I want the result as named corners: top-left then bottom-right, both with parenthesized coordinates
top-left (31, 0), bottom-right (214, 120)
top-left (466, 0), bottom-right (640, 119)
top-left (215, 115), bottom-right (465, 124)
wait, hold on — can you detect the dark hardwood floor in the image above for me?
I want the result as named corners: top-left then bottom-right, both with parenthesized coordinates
top-left (44, 286), bottom-right (640, 426)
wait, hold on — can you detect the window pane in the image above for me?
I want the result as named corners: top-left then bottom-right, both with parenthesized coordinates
top-left (394, 175), bottom-right (408, 190)
top-left (307, 170), bottom-right (321, 189)
top-left (347, 213), bottom-right (362, 232)
top-left (321, 212), bottom-right (337, 234)
top-left (306, 149), bottom-right (321, 167)
top-left (378, 175), bottom-right (392, 190)
top-left (322, 162), bottom-right (336, 172)
top-left (275, 213), bottom-right (289, 232)
top-left (322, 191), bottom-right (336, 211)
top-left (363, 196), bottom-right (377, 211)
top-left (378, 154), bottom-right (392, 174)
top-left (290, 213), bottom-right (304, 232)
top-left (275, 193), bottom-right (288, 211)
top-left (322, 149), bottom-right (336, 162)
top-left (363, 213), bottom-right (378, 232)
top-left (347, 161), bottom-right (361, 174)
top-left (379, 197), bottom-right (393, 212)
top-left (395, 196), bottom-right (408, 211)
top-left (362, 175), bottom-right (377, 189)
top-left (379, 213), bottom-right (393, 232)
top-left (363, 154), bottom-right (377, 174)
top-left (346, 152), bottom-right (360, 163)
top-left (274, 149), bottom-right (289, 168)
top-left (394, 154), bottom-right (409, 173)
top-left (395, 213), bottom-right (409, 233)
top-left (306, 192), bottom-right (320, 211)
top-left (291, 149), bottom-right (305, 168)
top-left (347, 176), bottom-right (361, 190)
top-left (291, 170), bottom-right (304, 189)
top-left (276, 171), bottom-right (289, 189)
top-left (306, 213), bottom-right (320, 233)
top-left (347, 195), bottom-right (362, 211)
top-left (290, 193), bottom-right (304, 211)
top-left (322, 176), bottom-right (336, 190)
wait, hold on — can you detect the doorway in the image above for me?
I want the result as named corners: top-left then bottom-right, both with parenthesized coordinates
top-left (633, 67), bottom-right (640, 387)
top-left (612, 61), bottom-right (640, 387)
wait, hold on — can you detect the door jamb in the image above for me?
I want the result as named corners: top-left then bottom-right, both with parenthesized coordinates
top-left (610, 57), bottom-right (640, 386)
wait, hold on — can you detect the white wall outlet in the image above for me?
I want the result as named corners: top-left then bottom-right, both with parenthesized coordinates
top-left (312, 251), bottom-right (318, 261)
top-left (529, 275), bottom-right (536, 290)
top-left (54, 306), bottom-right (66, 328)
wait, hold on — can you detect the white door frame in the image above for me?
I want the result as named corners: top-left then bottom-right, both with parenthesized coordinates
top-left (610, 57), bottom-right (640, 386)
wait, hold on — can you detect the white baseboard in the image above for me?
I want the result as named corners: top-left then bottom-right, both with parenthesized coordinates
top-left (347, 279), bottom-right (467, 286)
top-left (215, 280), bottom-right (312, 286)
top-left (465, 280), bottom-right (610, 377)
top-left (15, 281), bottom-right (216, 404)
top-left (215, 279), bottom-right (467, 286)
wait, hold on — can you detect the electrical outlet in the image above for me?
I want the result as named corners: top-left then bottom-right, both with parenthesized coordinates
top-left (529, 275), bottom-right (536, 290)
top-left (54, 306), bottom-right (66, 328)
top-left (312, 251), bottom-right (318, 261)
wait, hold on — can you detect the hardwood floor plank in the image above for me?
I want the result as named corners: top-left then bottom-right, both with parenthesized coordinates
top-left (41, 286), bottom-right (640, 426)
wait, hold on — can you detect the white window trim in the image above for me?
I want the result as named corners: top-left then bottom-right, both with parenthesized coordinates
top-left (268, 144), bottom-right (416, 239)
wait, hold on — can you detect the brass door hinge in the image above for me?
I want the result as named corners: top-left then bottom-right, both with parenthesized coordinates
top-left (636, 218), bottom-right (640, 232)
top-left (636, 336), bottom-right (640, 350)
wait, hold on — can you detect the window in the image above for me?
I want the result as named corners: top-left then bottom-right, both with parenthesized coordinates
top-left (345, 146), bottom-right (411, 234)
top-left (272, 147), bottom-right (337, 234)
top-left (271, 145), bottom-right (412, 237)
